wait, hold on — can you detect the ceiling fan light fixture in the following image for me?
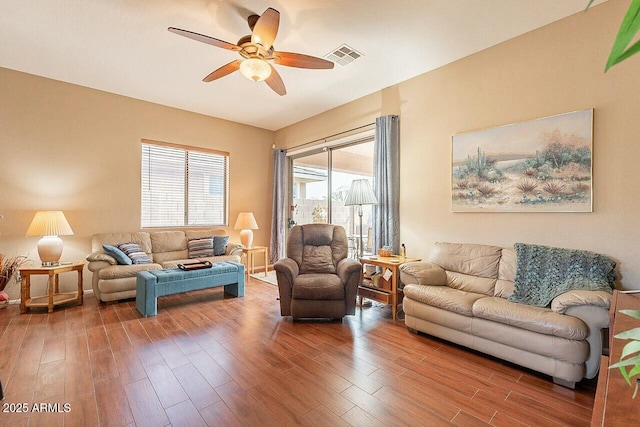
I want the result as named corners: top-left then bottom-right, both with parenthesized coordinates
top-left (240, 58), bottom-right (271, 82)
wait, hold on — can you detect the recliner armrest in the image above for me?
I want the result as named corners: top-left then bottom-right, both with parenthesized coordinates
top-left (336, 258), bottom-right (361, 284)
top-left (274, 258), bottom-right (299, 280)
top-left (551, 290), bottom-right (612, 314)
top-left (274, 258), bottom-right (299, 317)
top-left (399, 261), bottom-right (447, 286)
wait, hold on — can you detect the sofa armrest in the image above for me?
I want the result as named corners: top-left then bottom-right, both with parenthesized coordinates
top-left (226, 242), bottom-right (244, 257)
top-left (87, 252), bottom-right (117, 265)
top-left (399, 261), bottom-right (447, 286)
top-left (551, 290), bottom-right (612, 315)
top-left (274, 258), bottom-right (299, 316)
top-left (87, 260), bottom-right (113, 272)
top-left (551, 290), bottom-right (612, 379)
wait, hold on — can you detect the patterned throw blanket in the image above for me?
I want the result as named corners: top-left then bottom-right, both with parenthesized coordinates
top-left (508, 243), bottom-right (617, 307)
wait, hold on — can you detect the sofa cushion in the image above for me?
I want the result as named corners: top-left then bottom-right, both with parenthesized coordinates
top-left (185, 229), bottom-right (227, 240)
top-left (402, 284), bottom-right (487, 317)
top-left (495, 247), bottom-right (516, 299)
top-left (92, 232), bottom-right (152, 254)
top-left (188, 237), bottom-right (214, 258)
top-left (446, 271), bottom-right (497, 296)
top-left (472, 297), bottom-right (588, 340)
top-left (102, 244), bottom-right (132, 265)
top-left (429, 242), bottom-right (502, 279)
top-left (213, 235), bottom-right (230, 256)
top-left (292, 274), bottom-right (344, 300)
top-left (117, 242), bottom-right (152, 264)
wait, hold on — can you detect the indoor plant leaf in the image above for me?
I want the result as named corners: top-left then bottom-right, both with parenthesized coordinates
top-left (619, 340), bottom-right (640, 360)
top-left (610, 355), bottom-right (640, 386)
top-left (628, 363), bottom-right (640, 378)
top-left (585, 0), bottom-right (640, 71)
top-left (610, 356), bottom-right (640, 369)
top-left (614, 326), bottom-right (640, 340)
top-left (620, 309), bottom-right (640, 320)
top-left (603, 0), bottom-right (640, 71)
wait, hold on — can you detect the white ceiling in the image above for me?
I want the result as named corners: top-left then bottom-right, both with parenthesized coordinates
top-left (0, 0), bottom-right (605, 131)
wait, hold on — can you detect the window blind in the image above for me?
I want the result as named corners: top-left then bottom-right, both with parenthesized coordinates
top-left (141, 141), bottom-right (228, 227)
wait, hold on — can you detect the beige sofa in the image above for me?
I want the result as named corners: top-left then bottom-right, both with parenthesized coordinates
top-left (87, 229), bottom-right (242, 302)
top-left (399, 242), bottom-right (613, 388)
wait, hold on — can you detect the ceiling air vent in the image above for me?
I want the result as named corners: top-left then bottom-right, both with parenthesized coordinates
top-left (324, 44), bottom-right (363, 66)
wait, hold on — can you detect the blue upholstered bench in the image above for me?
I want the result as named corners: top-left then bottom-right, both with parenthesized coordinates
top-left (136, 261), bottom-right (245, 317)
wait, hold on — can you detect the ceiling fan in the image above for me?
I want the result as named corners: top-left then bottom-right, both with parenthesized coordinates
top-left (168, 7), bottom-right (334, 96)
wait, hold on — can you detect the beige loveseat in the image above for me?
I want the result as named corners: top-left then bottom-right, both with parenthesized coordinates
top-left (399, 242), bottom-right (613, 388)
top-left (87, 229), bottom-right (242, 302)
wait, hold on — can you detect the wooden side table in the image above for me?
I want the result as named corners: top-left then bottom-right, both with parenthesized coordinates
top-left (242, 246), bottom-right (269, 279)
top-left (19, 261), bottom-right (84, 314)
top-left (358, 255), bottom-right (421, 320)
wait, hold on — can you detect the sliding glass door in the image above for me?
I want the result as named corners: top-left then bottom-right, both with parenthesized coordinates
top-left (291, 151), bottom-right (329, 226)
top-left (290, 138), bottom-right (374, 256)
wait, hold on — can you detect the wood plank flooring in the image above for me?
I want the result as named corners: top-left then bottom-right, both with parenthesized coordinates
top-left (0, 277), bottom-right (596, 426)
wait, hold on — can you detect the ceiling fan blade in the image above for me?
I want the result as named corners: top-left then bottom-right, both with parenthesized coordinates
top-left (274, 52), bottom-right (335, 69)
top-left (265, 64), bottom-right (286, 96)
top-left (251, 8), bottom-right (279, 50)
top-left (203, 60), bottom-right (242, 82)
top-left (168, 27), bottom-right (239, 51)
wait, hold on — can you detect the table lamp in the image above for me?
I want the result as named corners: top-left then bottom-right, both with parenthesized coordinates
top-left (234, 212), bottom-right (258, 248)
top-left (26, 211), bottom-right (74, 266)
top-left (344, 179), bottom-right (377, 258)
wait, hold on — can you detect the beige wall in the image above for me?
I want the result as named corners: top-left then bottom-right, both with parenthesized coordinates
top-left (0, 68), bottom-right (274, 298)
top-left (276, 0), bottom-right (640, 289)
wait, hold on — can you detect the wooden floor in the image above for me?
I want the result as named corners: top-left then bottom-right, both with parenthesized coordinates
top-left (0, 277), bottom-right (596, 427)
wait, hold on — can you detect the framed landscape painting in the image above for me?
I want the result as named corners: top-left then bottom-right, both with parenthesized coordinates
top-left (452, 109), bottom-right (593, 212)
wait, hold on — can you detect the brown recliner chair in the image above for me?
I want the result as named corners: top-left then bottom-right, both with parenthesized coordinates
top-left (274, 224), bottom-right (362, 319)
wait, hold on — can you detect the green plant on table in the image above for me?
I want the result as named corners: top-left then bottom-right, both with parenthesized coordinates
top-left (586, 0), bottom-right (640, 71)
top-left (609, 309), bottom-right (640, 398)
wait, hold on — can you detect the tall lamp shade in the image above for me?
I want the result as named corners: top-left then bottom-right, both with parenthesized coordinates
top-left (344, 179), bottom-right (377, 257)
top-left (26, 211), bottom-right (74, 266)
top-left (234, 212), bottom-right (259, 248)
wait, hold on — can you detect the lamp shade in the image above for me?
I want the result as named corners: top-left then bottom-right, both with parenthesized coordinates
top-left (234, 212), bottom-right (259, 230)
top-left (234, 212), bottom-right (259, 248)
top-left (344, 179), bottom-right (378, 206)
top-left (26, 211), bottom-right (74, 236)
top-left (26, 211), bottom-right (73, 266)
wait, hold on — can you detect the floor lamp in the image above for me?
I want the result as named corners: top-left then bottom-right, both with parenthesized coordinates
top-left (344, 179), bottom-right (378, 258)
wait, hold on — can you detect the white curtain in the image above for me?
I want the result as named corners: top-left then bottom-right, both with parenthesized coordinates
top-left (372, 115), bottom-right (400, 253)
top-left (269, 149), bottom-right (287, 263)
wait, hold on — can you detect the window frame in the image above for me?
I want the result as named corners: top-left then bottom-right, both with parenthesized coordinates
top-left (141, 139), bottom-right (229, 228)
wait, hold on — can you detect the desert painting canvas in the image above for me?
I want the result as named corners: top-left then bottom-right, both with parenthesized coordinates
top-left (452, 109), bottom-right (593, 212)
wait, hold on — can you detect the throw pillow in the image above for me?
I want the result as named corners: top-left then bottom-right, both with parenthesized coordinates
top-left (213, 235), bottom-right (230, 256)
top-left (188, 237), bottom-right (214, 259)
top-left (116, 242), bottom-right (152, 265)
top-left (102, 244), bottom-right (133, 265)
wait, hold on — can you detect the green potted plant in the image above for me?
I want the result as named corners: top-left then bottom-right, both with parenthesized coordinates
top-left (610, 309), bottom-right (640, 398)
top-left (0, 254), bottom-right (28, 307)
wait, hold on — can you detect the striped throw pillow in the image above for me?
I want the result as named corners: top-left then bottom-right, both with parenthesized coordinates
top-left (188, 237), bottom-right (214, 259)
top-left (116, 242), bottom-right (152, 265)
